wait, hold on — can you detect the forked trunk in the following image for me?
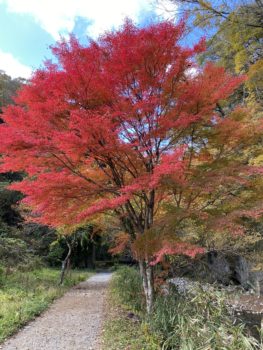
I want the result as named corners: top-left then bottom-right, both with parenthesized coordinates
top-left (139, 259), bottom-right (154, 314)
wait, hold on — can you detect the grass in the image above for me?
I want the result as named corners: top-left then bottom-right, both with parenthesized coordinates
top-left (102, 283), bottom-right (160, 350)
top-left (0, 268), bottom-right (92, 342)
top-left (149, 287), bottom-right (261, 350)
top-left (102, 267), bottom-right (160, 350)
top-left (102, 267), bottom-right (262, 350)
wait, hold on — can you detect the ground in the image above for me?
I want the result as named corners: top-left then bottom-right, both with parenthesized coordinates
top-left (1, 273), bottom-right (112, 350)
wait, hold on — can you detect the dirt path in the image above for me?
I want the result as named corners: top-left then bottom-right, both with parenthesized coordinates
top-left (1, 273), bottom-right (112, 350)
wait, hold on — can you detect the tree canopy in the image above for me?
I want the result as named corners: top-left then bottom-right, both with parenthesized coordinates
top-left (0, 20), bottom-right (261, 311)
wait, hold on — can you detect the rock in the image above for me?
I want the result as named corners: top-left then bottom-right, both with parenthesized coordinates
top-left (170, 250), bottom-right (263, 296)
top-left (249, 271), bottom-right (263, 295)
top-left (230, 294), bottom-right (263, 340)
top-left (169, 276), bottom-right (263, 341)
top-left (227, 254), bottom-right (250, 288)
top-left (169, 277), bottom-right (197, 294)
top-left (206, 251), bottom-right (251, 288)
top-left (206, 251), bottom-right (232, 285)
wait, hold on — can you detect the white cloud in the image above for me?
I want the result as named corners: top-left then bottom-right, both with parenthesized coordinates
top-left (0, 0), bottom-right (177, 40)
top-left (0, 50), bottom-right (32, 78)
top-left (155, 0), bottom-right (178, 20)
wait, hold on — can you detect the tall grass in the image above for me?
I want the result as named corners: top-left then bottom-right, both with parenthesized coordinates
top-left (111, 266), bottom-right (144, 312)
top-left (110, 267), bottom-right (261, 350)
top-left (150, 286), bottom-right (260, 350)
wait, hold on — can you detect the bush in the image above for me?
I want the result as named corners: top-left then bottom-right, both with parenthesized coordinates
top-left (17, 256), bottom-right (44, 272)
top-left (47, 241), bottom-right (64, 267)
top-left (111, 266), bottom-right (144, 312)
top-left (149, 286), bottom-right (260, 350)
top-left (0, 237), bottom-right (28, 267)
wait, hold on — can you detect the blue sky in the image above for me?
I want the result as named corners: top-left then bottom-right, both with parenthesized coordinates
top-left (0, 0), bottom-right (181, 79)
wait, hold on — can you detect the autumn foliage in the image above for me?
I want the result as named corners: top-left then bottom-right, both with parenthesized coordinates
top-left (0, 20), bottom-right (261, 276)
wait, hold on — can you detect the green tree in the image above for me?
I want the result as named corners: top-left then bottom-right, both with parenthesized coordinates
top-left (161, 0), bottom-right (263, 108)
top-left (162, 1), bottom-right (263, 30)
top-left (198, 6), bottom-right (263, 109)
top-left (0, 70), bottom-right (25, 115)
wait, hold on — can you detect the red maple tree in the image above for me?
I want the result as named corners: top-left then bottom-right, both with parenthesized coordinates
top-left (0, 20), bottom-right (259, 311)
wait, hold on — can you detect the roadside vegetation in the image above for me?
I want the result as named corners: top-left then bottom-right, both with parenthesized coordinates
top-left (0, 268), bottom-right (90, 342)
top-left (103, 267), bottom-right (262, 350)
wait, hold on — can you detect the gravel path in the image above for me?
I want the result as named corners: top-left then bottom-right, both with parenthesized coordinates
top-left (1, 273), bottom-right (112, 350)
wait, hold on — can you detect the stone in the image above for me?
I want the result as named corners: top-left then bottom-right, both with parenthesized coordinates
top-left (249, 271), bottom-right (263, 295)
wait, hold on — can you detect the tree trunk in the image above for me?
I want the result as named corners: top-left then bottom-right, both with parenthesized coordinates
top-left (140, 190), bottom-right (155, 313)
top-left (122, 191), bottom-right (156, 313)
top-left (139, 259), bottom-right (154, 314)
top-left (91, 241), bottom-right (96, 269)
top-left (60, 241), bottom-right (72, 285)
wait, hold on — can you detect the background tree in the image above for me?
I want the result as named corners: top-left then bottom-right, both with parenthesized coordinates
top-left (0, 21), bottom-right (261, 312)
top-left (0, 70), bottom-right (25, 227)
top-left (159, 0), bottom-right (263, 108)
top-left (197, 3), bottom-right (263, 109)
top-left (0, 70), bottom-right (25, 116)
top-left (58, 224), bottom-right (99, 284)
top-left (159, 1), bottom-right (263, 30)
